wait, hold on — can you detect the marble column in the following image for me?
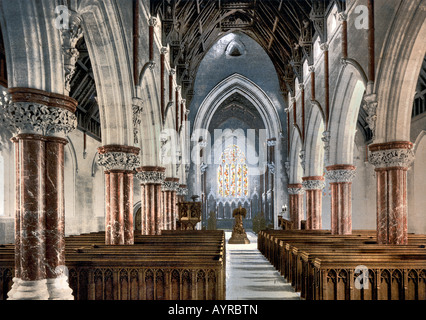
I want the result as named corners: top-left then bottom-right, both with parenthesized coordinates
top-left (2, 87), bottom-right (77, 300)
top-left (98, 145), bottom-right (140, 245)
top-left (288, 184), bottom-right (305, 229)
top-left (162, 178), bottom-right (180, 231)
top-left (325, 165), bottom-right (356, 235)
top-left (136, 166), bottom-right (166, 235)
top-left (369, 141), bottom-right (414, 245)
top-left (302, 176), bottom-right (326, 230)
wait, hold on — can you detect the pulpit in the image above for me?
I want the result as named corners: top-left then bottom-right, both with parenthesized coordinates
top-left (177, 199), bottom-right (202, 230)
top-left (228, 206), bottom-right (250, 244)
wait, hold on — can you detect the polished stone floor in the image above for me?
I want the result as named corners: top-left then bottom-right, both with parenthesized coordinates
top-left (225, 231), bottom-right (300, 300)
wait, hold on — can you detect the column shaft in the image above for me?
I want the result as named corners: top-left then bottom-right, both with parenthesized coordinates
top-left (369, 141), bottom-right (414, 245)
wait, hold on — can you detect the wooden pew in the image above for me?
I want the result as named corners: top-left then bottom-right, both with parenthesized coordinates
top-left (259, 229), bottom-right (426, 300)
top-left (0, 230), bottom-right (226, 301)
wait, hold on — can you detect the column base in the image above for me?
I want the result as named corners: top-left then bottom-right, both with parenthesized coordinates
top-left (46, 276), bottom-right (74, 300)
top-left (6, 277), bottom-right (20, 300)
top-left (8, 279), bottom-right (50, 300)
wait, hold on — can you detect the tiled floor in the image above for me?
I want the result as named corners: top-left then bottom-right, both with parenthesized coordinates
top-left (225, 231), bottom-right (300, 300)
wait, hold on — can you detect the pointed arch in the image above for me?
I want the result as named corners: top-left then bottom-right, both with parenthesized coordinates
top-left (328, 62), bottom-right (367, 165)
top-left (305, 103), bottom-right (326, 177)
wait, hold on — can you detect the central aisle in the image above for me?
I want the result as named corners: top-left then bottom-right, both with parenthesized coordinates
top-left (225, 231), bottom-right (300, 300)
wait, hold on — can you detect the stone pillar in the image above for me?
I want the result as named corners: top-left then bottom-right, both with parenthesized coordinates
top-left (369, 141), bottom-right (414, 245)
top-left (302, 176), bottom-right (326, 230)
top-left (97, 145), bottom-right (140, 245)
top-left (288, 184), bottom-right (305, 229)
top-left (136, 166), bottom-right (165, 235)
top-left (162, 178), bottom-right (179, 231)
top-left (325, 165), bottom-right (356, 235)
top-left (177, 184), bottom-right (188, 203)
top-left (2, 87), bottom-right (77, 300)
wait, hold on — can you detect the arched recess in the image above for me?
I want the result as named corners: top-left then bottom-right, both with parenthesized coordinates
top-left (77, 0), bottom-right (135, 146)
top-left (374, 0), bottom-right (426, 143)
top-left (328, 62), bottom-right (367, 165)
top-left (304, 103), bottom-right (326, 177)
top-left (192, 73), bottom-right (284, 225)
top-left (289, 128), bottom-right (304, 184)
top-left (193, 73), bottom-right (282, 141)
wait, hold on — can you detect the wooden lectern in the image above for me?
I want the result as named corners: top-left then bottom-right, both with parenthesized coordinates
top-left (228, 205), bottom-right (250, 244)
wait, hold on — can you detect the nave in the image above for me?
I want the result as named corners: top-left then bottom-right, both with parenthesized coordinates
top-left (225, 231), bottom-right (300, 300)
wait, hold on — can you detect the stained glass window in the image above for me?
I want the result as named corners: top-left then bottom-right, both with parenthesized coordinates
top-left (217, 145), bottom-right (249, 198)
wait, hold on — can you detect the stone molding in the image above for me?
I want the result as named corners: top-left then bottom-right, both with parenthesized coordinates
top-left (177, 184), bottom-right (188, 196)
top-left (9, 87), bottom-right (78, 113)
top-left (135, 166), bottom-right (166, 185)
top-left (325, 165), bottom-right (356, 183)
top-left (267, 139), bottom-right (276, 147)
top-left (97, 145), bottom-right (141, 171)
top-left (369, 141), bottom-right (414, 169)
top-left (302, 176), bottom-right (326, 190)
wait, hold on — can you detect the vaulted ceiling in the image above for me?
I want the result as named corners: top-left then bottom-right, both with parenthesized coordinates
top-left (151, 0), bottom-right (345, 102)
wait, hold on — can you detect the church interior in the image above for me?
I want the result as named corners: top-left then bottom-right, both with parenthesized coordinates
top-left (0, 0), bottom-right (425, 301)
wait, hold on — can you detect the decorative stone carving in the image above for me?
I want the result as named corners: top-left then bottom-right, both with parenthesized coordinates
top-left (177, 185), bottom-right (188, 196)
top-left (0, 98), bottom-right (77, 136)
top-left (302, 179), bottom-right (326, 190)
top-left (369, 144), bottom-right (415, 169)
top-left (325, 167), bottom-right (356, 183)
top-left (362, 93), bottom-right (378, 138)
top-left (338, 12), bottom-right (348, 22)
top-left (60, 13), bottom-right (83, 93)
top-left (284, 161), bottom-right (290, 178)
top-left (320, 42), bottom-right (329, 52)
top-left (267, 162), bottom-right (275, 175)
top-left (132, 97), bottom-right (144, 144)
top-left (299, 149), bottom-right (305, 171)
top-left (97, 152), bottom-right (140, 171)
top-left (162, 180), bottom-right (179, 192)
top-left (148, 17), bottom-right (157, 27)
top-left (200, 162), bottom-right (208, 173)
top-left (136, 170), bottom-right (165, 185)
top-left (288, 184), bottom-right (305, 195)
top-left (310, 0), bottom-right (327, 43)
top-left (267, 139), bottom-right (276, 147)
top-left (321, 130), bottom-right (330, 162)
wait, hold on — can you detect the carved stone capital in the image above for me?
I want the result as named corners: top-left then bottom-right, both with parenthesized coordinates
top-left (325, 165), bottom-right (356, 183)
top-left (177, 184), bottom-right (188, 196)
top-left (97, 145), bottom-right (140, 171)
top-left (136, 166), bottom-right (166, 184)
top-left (162, 178), bottom-right (179, 191)
top-left (308, 65), bottom-right (315, 73)
top-left (267, 139), bottom-right (276, 147)
top-left (160, 47), bottom-right (168, 55)
top-left (320, 42), bottom-right (329, 51)
top-left (302, 176), bottom-right (325, 190)
top-left (368, 141), bottom-right (414, 169)
top-left (267, 162), bottom-right (275, 175)
top-left (1, 90), bottom-right (77, 136)
top-left (148, 17), bottom-right (157, 27)
top-left (288, 183), bottom-right (305, 195)
top-left (338, 12), bottom-right (348, 22)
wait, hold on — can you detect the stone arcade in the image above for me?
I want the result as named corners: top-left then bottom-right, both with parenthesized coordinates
top-left (0, 0), bottom-right (425, 301)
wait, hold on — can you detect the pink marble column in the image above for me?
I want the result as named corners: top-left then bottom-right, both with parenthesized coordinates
top-left (302, 176), bottom-right (325, 230)
top-left (5, 87), bottom-right (78, 300)
top-left (369, 141), bottom-right (414, 245)
top-left (136, 166), bottom-right (166, 235)
top-left (325, 165), bottom-right (356, 235)
top-left (162, 178), bottom-right (179, 230)
top-left (98, 145), bottom-right (140, 245)
top-left (288, 184), bottom-right (305, 229)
